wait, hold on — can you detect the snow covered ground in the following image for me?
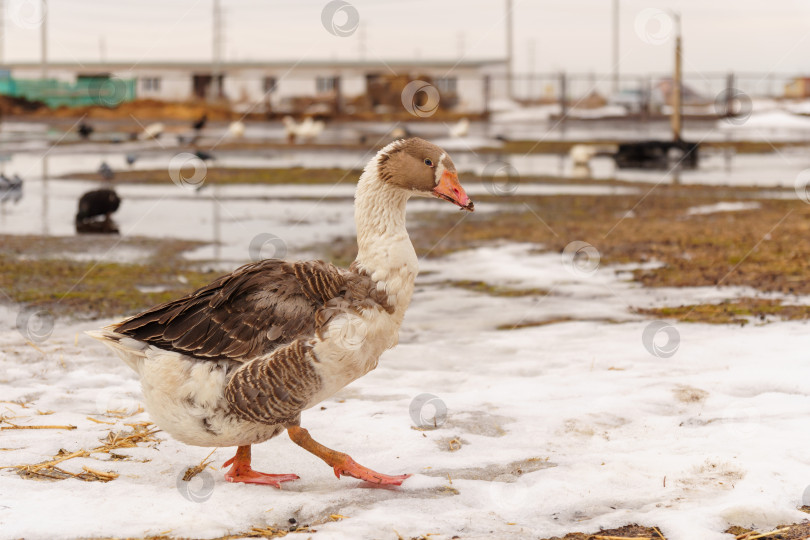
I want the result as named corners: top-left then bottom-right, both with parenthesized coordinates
top-left (2, 244), bottom-right (810, 540)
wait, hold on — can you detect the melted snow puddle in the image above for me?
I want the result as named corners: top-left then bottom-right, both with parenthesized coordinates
top-left (686, 201), bottom-right (761, 216)
top-left (412, 244), bottom-right (809, 333)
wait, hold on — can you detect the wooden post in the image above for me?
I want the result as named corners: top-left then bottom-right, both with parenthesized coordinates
top-left (483, 74), bottom-right (491, 119)
top-left (506, 0), bottom-right (513, 100)
top-left (559, 71), bottom-right (567, 120)
top-left (333, 76), bottom-right (342, 116)
top-left (670, 13), bottom-right (682, 142)
top-left (725, 72), bottom-right (735, 116)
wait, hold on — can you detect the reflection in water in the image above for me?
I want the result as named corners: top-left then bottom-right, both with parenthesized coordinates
top-left (42, 154), bottom-right (49, 236)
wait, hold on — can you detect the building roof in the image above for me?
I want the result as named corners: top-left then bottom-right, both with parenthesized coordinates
top-left (4, 59), bottom-right (506, 71)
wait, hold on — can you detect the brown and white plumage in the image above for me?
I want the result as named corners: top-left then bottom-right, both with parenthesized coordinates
top-left (89, 137), bottom-right (473, 487)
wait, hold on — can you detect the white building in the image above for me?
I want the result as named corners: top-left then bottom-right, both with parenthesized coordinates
top-left (4, 59), bottom-right (507, 113)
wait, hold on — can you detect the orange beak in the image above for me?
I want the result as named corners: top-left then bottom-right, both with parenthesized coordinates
top-left (433, 170), bottom-right (474, 212)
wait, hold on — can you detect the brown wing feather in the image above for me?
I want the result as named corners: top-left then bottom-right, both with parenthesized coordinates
top-left (225, 339), bottom-right (321, 425)
top-left (114, 259), bottom-right (347, 362)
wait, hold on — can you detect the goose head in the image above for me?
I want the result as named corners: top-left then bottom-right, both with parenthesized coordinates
top-left (376, 137), bottom-right (474, 211)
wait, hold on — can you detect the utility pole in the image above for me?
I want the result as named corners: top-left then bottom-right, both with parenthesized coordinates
top-left (0, 0), bottom-right (5, 66)
top-left (612, 0), bottom-right (619, 94)
top-left (671, 12), bottom-right (682, 142)
top-left (506, 0), bottom-right (513, 99)
top-left (527, 39), bottom-right (535, 101)
top-left (41, 0), bottom-right (48, 79)
top-left (99, 35), bottom-right (106, 64)
top-left (358, 24), bottom-right (366, 61)
top-left (211, 0), bottom-right (222, 101)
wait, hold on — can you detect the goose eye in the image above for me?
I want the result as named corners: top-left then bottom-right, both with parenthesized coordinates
top-left (424, 158), bottom-right (433, 167)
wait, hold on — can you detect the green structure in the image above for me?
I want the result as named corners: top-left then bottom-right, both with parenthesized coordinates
top-left (0, 75), bottom-right (136, 108)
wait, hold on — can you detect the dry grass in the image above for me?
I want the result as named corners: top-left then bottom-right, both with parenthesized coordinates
top-left (2, 421), bottom-right (160, 483)
top-left (636, 298), bottom-right (810, 325)
top-left (408, 186), bottom-right (810, 298)
top-left (438, 279), bottom-right (550, 297)
top-left (180, 449), bottom-right (216, 481)
top-left (538, 524), bottom-right (666, 539)
top-left (726, 523), bottom-right (810, 540)
top-left (64, 167), bottom-right (362, 186)
top-left (0, 235), bottom-right (220, 318)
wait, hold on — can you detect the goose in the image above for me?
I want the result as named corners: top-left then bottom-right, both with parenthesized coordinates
top-left (176, 133), bottom-right (201, 146)
top-left (283, 116), bottom-right (325, 144)
top-left (89, 138), bottom-right (473, 487)
top-left (448, 118), bottom-right (470, 139)
top-left (193, 114), bottom-right (208, 131)
top-left (227, 120), bottom-right (246, 139)
top-left (77, 122), bottom-right (94, 140)
top-left (98, 161), bottom-right (114, 181)
top-left (139, 122), bottom-right (165, 141)
top-left (194, 149), bottom-right (215, 162)
top-left (0, 173), bottom-right (22, 204)
top-left (75, 188), bottom-right (121, 234)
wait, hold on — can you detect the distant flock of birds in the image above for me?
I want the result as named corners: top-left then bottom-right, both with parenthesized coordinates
top-left (77, 113), bottom-right (245, 146)
top-left (8, 114), bottom-right (475, 235)
top-left (76, 113), bottom-right (473, 147)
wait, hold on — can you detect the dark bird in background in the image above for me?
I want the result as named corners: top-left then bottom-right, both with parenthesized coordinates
top-left (192, 114), bottom-right (208, 131)
top-left (125, 153), bottom-right (138, 167)
top-left (77, 122), bottom-right (94, 140)
top-left (177, 133), bottom-right (201, 146)
top-left (75, 188), bottom-right (121, 234)
top-left (0, 173), bottom-right (23, 204)
top-left (194, 149), bottom-right (215, 162)
top-left (98, 162), bottom-right (115, 181)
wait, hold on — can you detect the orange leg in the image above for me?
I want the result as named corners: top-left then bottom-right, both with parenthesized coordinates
top-left (222, 445), bottom-right (299, 487)
top-left (287, 425), bottom-right (410, 486)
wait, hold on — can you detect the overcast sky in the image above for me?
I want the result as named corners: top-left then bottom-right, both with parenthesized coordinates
top-left (3, 0), bottom-right (809, 76)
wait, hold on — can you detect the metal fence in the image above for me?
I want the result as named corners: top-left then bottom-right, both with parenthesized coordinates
top-left (0, 77), bottom-right (137, 108)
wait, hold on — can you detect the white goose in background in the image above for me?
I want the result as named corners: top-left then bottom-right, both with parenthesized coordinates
top-left (448, 117), bottom-right (470, 138)
top-left (138, 122), bottom-right (165, 141)
top-left (570, 144), bottom-right (598, 167)
top-left (569, 143), bottom-right (619, 178)
top-left (227, 120), bottom-right (246, 139)
top-left (89, 138), bottom-right (474, 488)
top-left (283, 116), bottom-right (325, 144)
